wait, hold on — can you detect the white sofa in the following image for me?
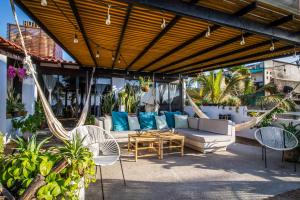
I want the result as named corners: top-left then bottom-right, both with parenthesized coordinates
top-left (96, 116), bottom-right (235, 153)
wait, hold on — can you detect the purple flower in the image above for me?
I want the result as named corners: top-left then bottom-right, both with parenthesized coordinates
top-left (7, 65), bottom-right (16, 79)
top-left (17, 67), bottom-right (27, 80)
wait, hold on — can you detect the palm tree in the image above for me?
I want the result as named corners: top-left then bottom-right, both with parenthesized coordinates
top-left (193, 66), bottom-right (254, 105)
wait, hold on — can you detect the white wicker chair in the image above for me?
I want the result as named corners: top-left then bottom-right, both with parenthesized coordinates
top-left (71, 125), bottom-right (126, 200)
top-left (254, 126), bottom-right (298, 171)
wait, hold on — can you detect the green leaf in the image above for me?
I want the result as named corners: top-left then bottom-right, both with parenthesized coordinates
top-left (13, 168), bottom-right (20, 177)
top-left (39, 160), bottom-right (53, 176)
top-left (7, 178), bottom-right (14, 188)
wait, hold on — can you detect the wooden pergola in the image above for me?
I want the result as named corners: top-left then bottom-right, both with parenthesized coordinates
top-left (15, 0), bottom-right (300, 76)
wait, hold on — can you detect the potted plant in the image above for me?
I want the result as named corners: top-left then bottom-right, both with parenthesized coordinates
top-left (280, 122), bottom-right (300, 162)
top-left (139, 76), bottom-right (152, 92)
top-left (118, 91), bottom-right (127, 112)
top-left (6, 90), bottom-right (26, 118)
top-left (102, 92), bottom-right (116, 116)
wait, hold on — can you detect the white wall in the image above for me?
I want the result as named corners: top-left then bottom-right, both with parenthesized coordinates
top-left (22, 77), bottom-right (37, 115)
top-left (0, 55), bottom-right (7, 133)
top-left (184, 105), bottom-right (252, 123)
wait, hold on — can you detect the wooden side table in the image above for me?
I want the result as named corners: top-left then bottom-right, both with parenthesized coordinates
top-left (128, 134), bottom-right (160, 162)
top-left (159, 134), bottom-right (185, 159)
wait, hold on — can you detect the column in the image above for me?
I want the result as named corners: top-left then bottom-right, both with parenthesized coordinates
top-left (22, 76), bottom-right (37, 115)
top-left (0, 55), bottom-right (7, 133)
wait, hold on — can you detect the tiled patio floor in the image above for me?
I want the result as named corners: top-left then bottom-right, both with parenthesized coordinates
top-left (86, 143), bottom-right (300, 200)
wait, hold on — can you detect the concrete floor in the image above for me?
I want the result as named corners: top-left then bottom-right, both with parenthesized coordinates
top-left (86, 143), bottom-right (300, 200)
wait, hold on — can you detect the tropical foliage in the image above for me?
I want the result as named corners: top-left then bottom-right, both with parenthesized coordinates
top-left (102, 92), bottom-right (116, 115)
top-left (0, 134), bottom-right (95, 199)
top-left (12, 101), bottom-right (46, 134)
top-left (190, 66), bottom-right (255, 106)
top-left (124, 84), bottom-right (141, 113)
top-left (85, 114), bottom-right (96, 125)
top-left (138, 76), bottom-right (152, 92)
top-left (0, 132), bottom-right (4, 159)
top-left (7, 90), bottom-right (26, 118)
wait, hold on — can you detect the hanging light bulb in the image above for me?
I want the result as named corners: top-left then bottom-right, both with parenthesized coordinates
top-left (293, 47), bottom-right (297, 58)
top-left (96, 49), bottom-right (100, 58)
top-left (73, 32), bottom-right (78, 44)
top-left (240, 31), bottom-right (245, 45)
top-left (161, 16), bottom-right (166, 29)
top-left (270, 40), bottom-right (275, 51)
top-left (105, 4), bottom-right (111, 25)
top-left (112, 56), bottom-right (115, 61)
top-left (205, 25), bottom-right (211, 38)
top-left (41, 0), bottom-right (47, 6)
top-left (118, 57), bottom-right (121, 63)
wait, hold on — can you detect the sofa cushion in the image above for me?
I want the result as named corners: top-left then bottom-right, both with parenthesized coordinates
top-left (188, 117), bottom-right (199, 129)
top-left (128, 116), bottom-right (141, 130)
top-left (110, 130), bottom-right (137, 139)
top-left (199, 118), bottom-right (230, 135)
top-left (176, 129), bottom-right (232, 143)
top-left (155, 115), bottom-right (168, 130)
top-left (175, 115), bottom-right (188, 129)
top-left (165, 111), bottom-right (182, 128)
top-left (112, 111), bottom-right (129, 131)
top-left (139, 112), bottom-right (157, 130)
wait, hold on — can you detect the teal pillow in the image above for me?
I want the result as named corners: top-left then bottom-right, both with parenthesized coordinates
top-left (112, 111), bottom-right (129, 131)
top-left (165, 111), bottom-right (182, 128)
top-left (155, 115), bottom-right (168, 130)
top-left (174, 114), bottom-right (188, 129)
top-left (139, 112), bottom-right (157, 130)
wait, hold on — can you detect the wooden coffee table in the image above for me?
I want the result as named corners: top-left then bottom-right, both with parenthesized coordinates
top-left (128, 133), bottom-right (160, 162)
top-left (128, 131), bottom-right (185, 161)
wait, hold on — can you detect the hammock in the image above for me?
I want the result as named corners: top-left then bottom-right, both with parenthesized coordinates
top-left (10, 0), bottom-right (94, 141)
top-left (185, 82), bottom-right (300, 131)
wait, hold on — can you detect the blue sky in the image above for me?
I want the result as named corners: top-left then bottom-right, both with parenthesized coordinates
top-left (0, 0), bottom-right (297, 64)
top-left (0, 0), bottom-right (73, 61)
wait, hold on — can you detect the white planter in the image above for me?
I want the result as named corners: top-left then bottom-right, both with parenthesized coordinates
top-left (119, 105), bottom-right (125, 112)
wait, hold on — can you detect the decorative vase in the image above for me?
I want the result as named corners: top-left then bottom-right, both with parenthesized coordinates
top-left (141, 86), bottom-right (149, 92)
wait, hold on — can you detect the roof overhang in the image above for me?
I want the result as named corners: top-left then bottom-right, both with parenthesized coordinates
top-left (14, 0), bottom-right (300, 75)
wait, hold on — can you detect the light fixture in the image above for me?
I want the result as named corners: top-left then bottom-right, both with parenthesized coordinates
top-left (205, 25), bottom-right (211, 38)
top-left (118, 57), bottom-right (121, 64)
top-left (293, 47), bottom-right (297, 58)
top-left (112, 56), bottom-right (115, 61)
top-left (73, 32), bottom-right (78, 44)
top-left (270, 40), bottom-right (275, 51)
top-left (240, 31), bottom-right (245, 45)
top-left (161, 15), bottom-right (166, 29)
top-left (41, 0), bottom-right (47, 6)
top-left (96, 49), bottom-right (100, 58)
top-left (105, 4), bottom-right (111, 25)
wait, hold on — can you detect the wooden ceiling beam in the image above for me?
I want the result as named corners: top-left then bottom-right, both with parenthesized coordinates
top-left (162, 14), bottom-right (293, 74)
top-left (150, 3), bottom-right (257, 73)
top-left (164, 40), bottom-right (275, 74)
top-left (125, 15), bottom-right (181, 70)
top-left (268, 14), bottom-right (294, 27)
top-left (15, 0), bottom-right (83, 66)
top-left (182, 45), bottom-right (294, 75)
top-left (112, 4), bottom-right (132, 69)
top-left (121, 0), bottom-right (300, 45)
top-left (68, 0), bottom-right (98, 67)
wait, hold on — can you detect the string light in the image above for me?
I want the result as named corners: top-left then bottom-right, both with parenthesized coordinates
top-left (118, 57), bottom-right (121, 63)
top-left (240, 31), bottom-right (245, 45)
top-left (205, 25), bottom-right (211, 38)
top-left (73, 32), bottom-right (78, 44)
top-left (270, 40), bottom-right (275, 51)
top-left (96, 48), bottom-right (100, 58)
top-left (161, 14), bottom-right (166, 29)
top-left (41, 0), bottom-right (47, 6)
top-left (293, 47), bottom-right (297, 58)
top-left (105, 4), bottom-right (111, 25)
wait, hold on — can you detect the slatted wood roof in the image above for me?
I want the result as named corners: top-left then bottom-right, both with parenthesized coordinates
top-left (15, 0), bottom-right (300, 75)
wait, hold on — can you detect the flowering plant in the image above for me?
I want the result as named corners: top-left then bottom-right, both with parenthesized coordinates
top-left (7, 65), bottom-right (16, 79)
top-left (17, 67), bottom-right (27, 80)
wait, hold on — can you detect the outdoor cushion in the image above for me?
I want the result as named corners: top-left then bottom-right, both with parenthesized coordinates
top-left (165, 111), bottom-right (182, 128)
top-left (128, 116), bottom-right (141, 131)
top-left (175, 115), bottom-right (188, 129)
top-left (176, 129), bottom-right (232, 143)
top-left (199, 118), bottom-right (230, 135)
top-left (139, 112), bottom-right (157, 130)
top-left (155, 115), bottom-right (168, 130)
top-left (112, 111), bottom-right (129, 131)
top-left (188, 117), bottom-right (199, 129)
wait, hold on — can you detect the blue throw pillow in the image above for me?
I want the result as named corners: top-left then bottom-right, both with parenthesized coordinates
top-left (165, 111), bottom-right (182, 128)
top-left (139, 112), bottom-right (157, 130)
top-left (112, 111), bottom-right (129, 131)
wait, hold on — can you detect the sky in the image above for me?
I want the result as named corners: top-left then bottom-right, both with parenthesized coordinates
top-left (0, 0), bottom-right (298, 64)
top-left (0, 0), bottom-right (73, 61)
